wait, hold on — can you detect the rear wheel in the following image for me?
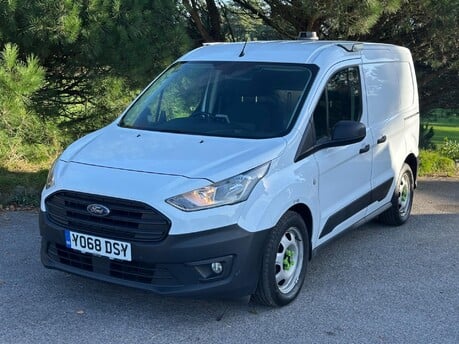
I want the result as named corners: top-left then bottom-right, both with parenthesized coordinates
top-left (379, 163), bottom-right (414, 225)
top-left (252, 211), bottom-right (309, 307)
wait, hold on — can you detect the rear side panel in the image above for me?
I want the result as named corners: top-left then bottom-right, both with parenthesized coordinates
top-left (363, 49), bottom-right (419, 214)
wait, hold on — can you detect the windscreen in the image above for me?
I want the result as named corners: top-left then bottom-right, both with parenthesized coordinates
top-left (120, 61), bottom-right (314, 139)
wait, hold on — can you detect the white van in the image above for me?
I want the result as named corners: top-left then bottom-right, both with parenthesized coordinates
top-left (40, 39), bottom-right (419, 306)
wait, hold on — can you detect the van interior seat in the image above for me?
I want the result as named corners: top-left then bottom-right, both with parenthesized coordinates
top-left (218, 80), bottom-right (283, 134)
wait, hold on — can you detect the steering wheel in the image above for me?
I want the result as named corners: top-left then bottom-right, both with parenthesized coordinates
top-left (190, 111), bottom-right (215, 120)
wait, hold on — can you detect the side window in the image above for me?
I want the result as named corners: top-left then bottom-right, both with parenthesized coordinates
top-left (313, 67), bottom-right (362, 142)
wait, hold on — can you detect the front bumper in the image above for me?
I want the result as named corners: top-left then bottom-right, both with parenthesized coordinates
top-left (39, 211), bottom-right (269, 298)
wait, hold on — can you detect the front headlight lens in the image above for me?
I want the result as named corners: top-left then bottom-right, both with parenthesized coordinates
top-left (166, 162), bottom-right (270, 211)
top-left (45, 158), bottom-right (60, 189)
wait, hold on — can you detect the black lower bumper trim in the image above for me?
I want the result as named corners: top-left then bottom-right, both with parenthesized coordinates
top-left (40, 211), bottom-right (269, 298)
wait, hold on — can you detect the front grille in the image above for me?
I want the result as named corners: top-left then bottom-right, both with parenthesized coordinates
top-left (110, 261), bottom-right (174, 285)
top-left (49, 244), bottom-right (177, 285)
top-left (45, 191), bottom-right (171, 242)
top-left (48, 243), bottom-right (93, 272)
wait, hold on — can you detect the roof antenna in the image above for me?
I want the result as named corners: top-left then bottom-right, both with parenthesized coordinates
top-left (239, 39), bottom-right (248, 57)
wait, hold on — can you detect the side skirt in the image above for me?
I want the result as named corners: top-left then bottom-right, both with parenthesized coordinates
top-left (312, 201), bottom-right (392, 258)
top-left (319, 178), bottom-right (393, 239)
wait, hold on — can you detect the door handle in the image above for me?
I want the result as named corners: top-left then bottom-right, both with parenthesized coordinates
top-left (359, 145), bottom-right (370, 154)
top-left (377, 135), bottom-right (387, 144)
top-left (359, 144), bottom-right (370, 154)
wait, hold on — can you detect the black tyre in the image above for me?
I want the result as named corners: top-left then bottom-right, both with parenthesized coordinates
top-left (379, 163), bottom-right (414, 226)
top-left (252, 211), bottom-right (309, 307)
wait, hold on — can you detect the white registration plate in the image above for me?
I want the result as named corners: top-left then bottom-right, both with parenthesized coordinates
top-left (65, 230), bottom-right (132, 261)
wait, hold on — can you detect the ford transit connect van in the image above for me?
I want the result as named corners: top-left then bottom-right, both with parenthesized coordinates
top-left (40, 40), bottom-right (419, 306)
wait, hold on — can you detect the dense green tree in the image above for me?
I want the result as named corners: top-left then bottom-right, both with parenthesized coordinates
top-left (0, 43), bottom-right (60, 165)
top-left (232, 0), bottom-right (403, 38)
top-left (0, 0), bottom-right (190, 137)
top-left (358, 0), bottom-right (459, 114)
top-left (182, 0), bottom-right (281, 43)
top-left (182, 0), bottom-right (224, 42)
top-left (220, 2), bottom-right (283, 41)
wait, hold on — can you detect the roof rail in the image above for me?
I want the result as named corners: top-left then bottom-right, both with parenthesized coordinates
top-left (337, 43), bottom-right (363, 52)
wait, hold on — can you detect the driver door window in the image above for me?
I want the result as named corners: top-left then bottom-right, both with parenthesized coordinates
top-left (313, 67), bottom-right (362, 142)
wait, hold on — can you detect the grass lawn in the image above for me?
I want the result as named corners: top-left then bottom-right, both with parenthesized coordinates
top-left (423, 116), bottom-right (459, 146)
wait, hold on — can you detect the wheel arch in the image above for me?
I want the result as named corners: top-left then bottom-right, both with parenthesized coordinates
top-left (289, 203), bottom-right (313, 260)
top-left (405, 153), bottom-right (418, 187)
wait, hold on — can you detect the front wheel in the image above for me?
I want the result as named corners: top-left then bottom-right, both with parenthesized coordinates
top-left (379, 163), bottom-right (414, 226)
top-left (252, 211), bottom-right (309, 307)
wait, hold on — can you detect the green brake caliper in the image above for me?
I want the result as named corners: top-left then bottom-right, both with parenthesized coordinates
top-left (283, 249), bottom-right (294, 271)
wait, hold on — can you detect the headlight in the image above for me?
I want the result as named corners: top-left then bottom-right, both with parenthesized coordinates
top-left (166, 162), bottom-right (270, 211)
top-left (45, 158), bottom-right (60, 189)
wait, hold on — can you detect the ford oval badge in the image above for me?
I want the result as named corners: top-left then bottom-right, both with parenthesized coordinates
top-left (87, 204), bottom-right (110, 217)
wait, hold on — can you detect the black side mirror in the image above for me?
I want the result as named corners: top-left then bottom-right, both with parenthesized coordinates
top-left (294, 120), bottom-right (367, 162)
top-left (329, 120), bottom-right (366, 147)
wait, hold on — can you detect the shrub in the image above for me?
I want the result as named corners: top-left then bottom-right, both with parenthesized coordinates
top-left (419, 123), bottom-right (435, 149)
top-left (419, 150), bottom-right (456, 176)
top-left (439, 138), bottom-right (459, 160)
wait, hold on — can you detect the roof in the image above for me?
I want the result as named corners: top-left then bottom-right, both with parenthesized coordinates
top-left (177, 40), bottom-right (412, 66)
